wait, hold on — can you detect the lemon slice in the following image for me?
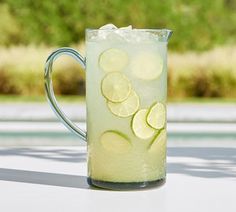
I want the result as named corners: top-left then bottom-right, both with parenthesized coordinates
top-left (100, 130), bottom-right (131, 153)
top-left (147, 102), bottom-right (166, 129)
top-left (107, 90), bottom-right (140, 117)
top-left (148, 129), bottom-right (167, 153)
top-left (101, 72), bottom-right (131, 102)
top-left (132, 109), bottom-right (156, 139)
top-left (131, 51), bottom-right (163, 80)
top-left (99, 48), bottom-right (128, 72)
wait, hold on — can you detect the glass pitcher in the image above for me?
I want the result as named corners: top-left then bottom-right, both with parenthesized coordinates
top-left (44, 27), bottom-right (172, 190)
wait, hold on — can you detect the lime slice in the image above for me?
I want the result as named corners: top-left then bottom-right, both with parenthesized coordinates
top-left (101, 72), bottom-right (131, 102)
top-left (148, 129), bottom-right (167, 153)
top-left (132, 109), bottom-right (156, 139)
top-left (100, 130), bottom-right (131, 153)
top-left (131, 51), bottom-right (163, 80)
top-left (107, 90), bottom-right (140, 117)
top-left (147, 102), bottom-right (166, 129)
top-left (99, 48), bottom-right (128, 72)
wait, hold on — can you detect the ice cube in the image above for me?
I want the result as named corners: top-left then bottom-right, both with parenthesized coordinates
top-left (91, 24), bottom-right (153, 42)
top-left (124, 29), bottom-right (150, 43)
top-left (119, 25), bottom-right (132, 30)
top-left (99, 23), bottom-right (118, 30)
top-left (106, 31), bottom-right (125, 42)
top-left (97, 24), bottom-right (117, 40)
top-left (113, 25), bottom-right (133, 42)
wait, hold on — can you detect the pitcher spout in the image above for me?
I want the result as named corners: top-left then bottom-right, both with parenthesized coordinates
top-left (153, 29), bottom-right (173, 42)
top-left (165, 29), bottom-right (173, 41)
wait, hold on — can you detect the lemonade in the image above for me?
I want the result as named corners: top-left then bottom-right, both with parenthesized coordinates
top-left (86, 26), bottom-right (169, 188)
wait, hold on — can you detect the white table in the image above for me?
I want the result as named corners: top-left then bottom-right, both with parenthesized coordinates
top-left (0, 146), bottom-right (235, 212)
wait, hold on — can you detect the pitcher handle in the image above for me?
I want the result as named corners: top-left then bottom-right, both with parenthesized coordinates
top-left (44, 47), bottom-right (86, 141)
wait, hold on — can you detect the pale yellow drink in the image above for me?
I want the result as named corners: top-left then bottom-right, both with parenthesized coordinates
top-left (86, 29), bottom-right (167, 185)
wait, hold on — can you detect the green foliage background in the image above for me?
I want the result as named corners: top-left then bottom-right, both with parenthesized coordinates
top-left (0, 0), bottom-right (236, 98)
top-left (0, 0), bottom-right (236, 51)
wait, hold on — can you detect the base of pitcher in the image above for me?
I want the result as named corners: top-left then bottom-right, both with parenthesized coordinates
top-left (87, 177), bottom-right (166, 190)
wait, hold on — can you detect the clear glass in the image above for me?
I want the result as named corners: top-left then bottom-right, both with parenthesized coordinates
top-left (44, 28), bottom-right (172, 190)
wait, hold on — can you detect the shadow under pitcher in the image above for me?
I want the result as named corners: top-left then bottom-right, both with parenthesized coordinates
top-left (44, 27), bottom-right (172, 190)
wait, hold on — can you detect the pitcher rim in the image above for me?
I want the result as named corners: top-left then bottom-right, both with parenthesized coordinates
top-left (86, 28), bottom-right (172, 33)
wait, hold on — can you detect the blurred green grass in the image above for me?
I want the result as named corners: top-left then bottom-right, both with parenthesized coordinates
top-left (0, 44), bottom-right (85, 96)
top-left (1, 0), bottom-right (236, 51)
top-left (0, 0), bottom-right (236, 102)
top-left (0, 45), bottom-right (235, 99)
top-left (0, 95), bottom-right (85, 103)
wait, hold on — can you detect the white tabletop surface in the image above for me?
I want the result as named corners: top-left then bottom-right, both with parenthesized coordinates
top-left (0, 145), bottom-right (235, 212)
